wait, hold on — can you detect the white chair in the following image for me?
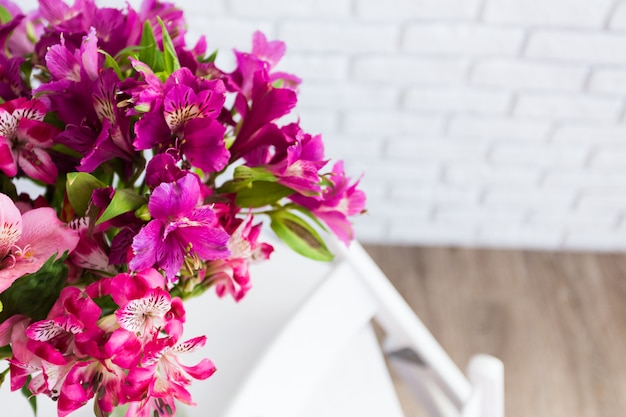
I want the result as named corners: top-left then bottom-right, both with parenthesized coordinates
top-left (2, 234), bottom-right (504, 417)
top-left (183, 234), bottom-right (505, 417)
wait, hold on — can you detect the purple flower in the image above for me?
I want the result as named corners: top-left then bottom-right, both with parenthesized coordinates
top-left (228, 31), bottom-right (300, 100)
top-left (130, 173), bottom-right (230, 280)
top-left (228, 70), bottom-right (297, 161)
top-left (138, 0), bottom-right (187, 48)
top-left (36, 0), bottom-right (144, 58)
top-left (291, 162), bottom-right (366, 245)
top-left (37, 29), bottom-right (136, 173)
top-left (132, 67), bottom-right (230, 174)
top-left (0, 55), bottom-right (28, 101)
top-left (245, 123), bottom-right (327, 197)
top-left (144, 152), bottom-right (185, 189)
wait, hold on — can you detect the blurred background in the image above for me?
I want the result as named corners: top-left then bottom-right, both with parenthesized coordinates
top-left (168, 0), bottom-right (626, 251)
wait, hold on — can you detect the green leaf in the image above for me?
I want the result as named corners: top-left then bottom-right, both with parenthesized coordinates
top-left (289, 204), bottom-right (329, 232)
top-left (198, 49), bottom-right (219, 64)
top-left (93, 295), bottom-right (118, 317)
top-left (0, 253), bottom-right (70, 323)
top-left (0, 346), bottom-right (11, 360)
top-left (269, 211), bottom-right (333, 262)
top-left (138, 21), bottom-right (163, 72)
top-left (158, 16), bottom-right (181, 74)
top-left (219, 166), bottom-right (277, 193)
top-left (66, 172), bottom-right (106, 216)
top-left (114, 45), bottom-right (141, 62)
top-left (99, 49), bottom-right (124, 80)
top-left (236, 181), bottom-right (293, 208)
top-left (0, 366), bottom-right (9, 390)
top-left (96, 189), bottom-right (147, 225)
top-left (0, 5), bottom-right (12, 25)
top-left (0, 173), bottom-right (17, 198)
top-left (21, 377), bottom-right (37, 416)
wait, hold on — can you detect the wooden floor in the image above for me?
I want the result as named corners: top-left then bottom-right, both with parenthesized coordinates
top-left (363, 245), bottom-right (626, 417)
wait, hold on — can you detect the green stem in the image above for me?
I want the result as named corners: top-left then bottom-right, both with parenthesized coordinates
top-left (0, 366), bottom-right (10, 387)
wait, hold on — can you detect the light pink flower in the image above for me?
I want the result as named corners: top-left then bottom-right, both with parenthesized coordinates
top-left (204, 213), bottom-right (273, 301)
top-left (0, 193), bottom-right (79, 293)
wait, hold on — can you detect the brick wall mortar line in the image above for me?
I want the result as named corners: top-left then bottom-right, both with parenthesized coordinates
top-left (617, 97), bottom-right (626, 121)
top-left (520, 27), bottom-right (535, 57)
top-left (602, 0), bottom-right (621, 29)
top-left (476, 0), bottom-right (489, 21)
top-left (506, 92), bottom-right (518, 116)
top-left (442, 114), bottom-right (454, 135)
top-left (581, 66), bottom-right (594, 92)
top-left (571, 190), bottom-right (583, 210)
top-left (612, 212), bottom-right (623, 228)
top-left (544, 122), bottom-right (560, 144)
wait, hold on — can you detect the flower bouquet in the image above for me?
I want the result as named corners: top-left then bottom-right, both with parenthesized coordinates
top-left (0, 0), bottom-right (366, 415)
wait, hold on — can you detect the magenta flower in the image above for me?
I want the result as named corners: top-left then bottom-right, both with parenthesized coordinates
top-left (8, 287), bottom-right (101, 402)
top-left (291, 162), bottom-right (366, 245)
top-left (22, 286), bottom-right (144, 416)
top-left (132, 67), bottom-right (230, 174)
top-left (0, 55), bottom-right (29, 101)
top-left (144, 152), bottom-right (185, 189)
top-left (0, 193), bottom-right (79, 293)
top-left (0, 0), bottom-right (39, 57)
top-left (107, 271), bottom-right (179, 340)
top-left (0, 98), bottom-right (60, 184)
top-left (245, 122), bottom-right (327, 197)
top-left (36, 0), bottom-right (143, 58)
top-left (130, 173), bottom-right (231, 280)
top-left (204, 212), bottom-right (273, 301)
top-left (138, 0), bottom-right (187, 48)
top-left (68, 229), bottom-right (116, 280)
top-left (228, 70), bottom-right (298, 162)
top-left (38, 28), bottom-right (136, 173)
top-left (124, 334), bottom-right (216, 417)
top-left (229, 31), bottom-right (300, 100)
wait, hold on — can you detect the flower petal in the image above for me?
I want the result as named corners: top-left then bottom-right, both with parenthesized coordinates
top-left (17, 146), bottom-right (58, 184)
top-left (18, 207), bottom-right (79, 263)
top-left (129, 220), bottom-right (163, 272)
top-left (115, 288), bottom-right (171, 335)
top-left (148, 173), bottom-right (200, 220)
top-left (0, 192), bottom-right (22, 259)
top-left (181, 118), bottom-right (229, 173)
top-left (26, 316), bottom-right (83, 341)
top-left (0, 137), bottom-right (17, 177)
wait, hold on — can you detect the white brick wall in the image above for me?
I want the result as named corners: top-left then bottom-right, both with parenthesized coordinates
top-left (20, 0), bottom-right (626, 250)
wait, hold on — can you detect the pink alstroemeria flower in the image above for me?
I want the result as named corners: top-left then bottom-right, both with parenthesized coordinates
top-left (130, 173), bottom-right (231, 280)
top-left (229, 31), bottom-right (300, 101)
top-left (0, 98), bottom-right (60, 184)
top-left (290, 161), bottom-right (366, 245)
top-left (92, 269), bottom-right (184, 340)
top-left (124, 335), bottom-right (216, 417)
top-left (0, 193), bottom-right (79, 293)
top-left (132, 67), bottom-right (230, 174)
top-left (24, 286), bottom-right (143, 416)
top-left (204, 213), bottom-right (273, 301)
top-left (244, 122), bottom-right (327, 197)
